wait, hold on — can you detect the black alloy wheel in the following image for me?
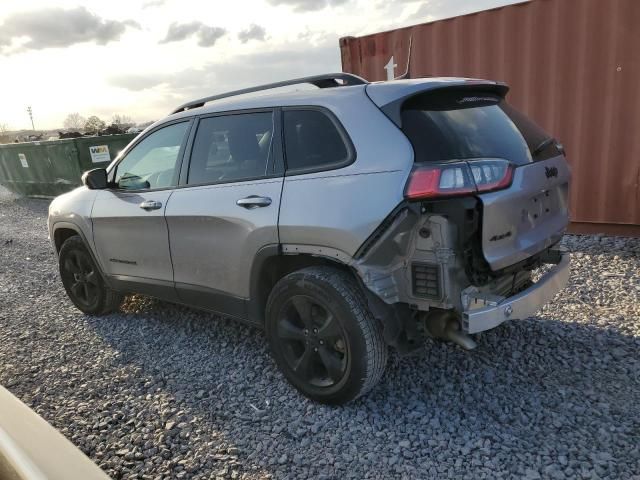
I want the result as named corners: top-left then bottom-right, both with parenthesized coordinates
top-left (276, 294), bottom-right (348, 388)
top-left (58, 236), bottom-right (123, 315)
top-left (266, 266), bottom-right (387, 404)
top-left (61, 248), bottom-right (101, 310)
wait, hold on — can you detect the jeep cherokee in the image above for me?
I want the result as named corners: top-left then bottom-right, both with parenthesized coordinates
top-left (48, 73), bottom-right (571, 404)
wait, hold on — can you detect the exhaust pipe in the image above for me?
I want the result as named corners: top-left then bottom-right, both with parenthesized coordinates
top-left (423, 310), bottom-right (477, 350)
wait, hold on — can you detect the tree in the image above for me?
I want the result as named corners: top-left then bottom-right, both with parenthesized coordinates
top-left (112, 114), bottom-right (133, 128)
top-left (63, 113), bottom-right (86, 131)
top-left (0, 123), bottom-right (10, 144)
top-left (84, 116), bottom-right (106, 135)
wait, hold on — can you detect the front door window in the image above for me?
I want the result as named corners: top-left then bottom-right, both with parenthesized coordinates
top-left (114, 122), bottom-right (190, 190)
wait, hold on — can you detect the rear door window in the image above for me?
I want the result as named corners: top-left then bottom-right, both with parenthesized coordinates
top-left (401, 90), bottom-right (562, 165)
top-left (283, 109), bottom-right (351, 173)
top-left (188, 112), bottom-right (274, 185)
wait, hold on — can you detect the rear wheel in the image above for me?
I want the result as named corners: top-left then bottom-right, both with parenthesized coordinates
top-left (58, 236), bottom-right (123, 315)
top-left (266, 266), bottom-right (387, 404)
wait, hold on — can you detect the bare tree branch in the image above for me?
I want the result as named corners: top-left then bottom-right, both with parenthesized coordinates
top-left (112, 114), bottom-right (133, 127)
top-left (63, 113), bottom-right (87, 131)
top-left (84, 116), bottom-right (106, 134)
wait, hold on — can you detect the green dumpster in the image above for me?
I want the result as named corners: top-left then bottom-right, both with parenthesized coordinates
top-left (0, 134), bottom-right (136, 198)
top-left (74, 135), bottom-right (135, 172)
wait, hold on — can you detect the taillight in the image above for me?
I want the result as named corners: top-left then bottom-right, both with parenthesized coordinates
top-left (405, 159), bottom-right (513, 200)
top-left (468, 159), bottom-right (514, 192)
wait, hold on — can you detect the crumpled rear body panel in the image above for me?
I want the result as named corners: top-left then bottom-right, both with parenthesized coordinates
top-left (353, 206), bottom-right (467, 311)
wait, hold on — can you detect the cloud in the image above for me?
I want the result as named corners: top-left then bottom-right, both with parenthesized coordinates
top-left (182, 44), bottom-right (340, 98)
top-left (238, 24), bottom-right (267, 43)
top-left (405, 0), bottom-right (528, 23)
top-left (110, 73), bottom-right (165, 92)
top-left (0, 7), bottom-right (138, 53)
top-left (197, 26), bottom-right (227, 47)
top-left (110, 38), bottom-right (341, 101)
top-left (142, 0), bottom-right (166, 7)
top-left (160, 22), bottom-right (226, 47)
top-left (161, 22), bottom-right (202, 43)
top-left (265, 0), bottom-right (349, 12)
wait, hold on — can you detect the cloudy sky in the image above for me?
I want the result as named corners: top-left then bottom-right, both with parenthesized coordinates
top-left (0, 0), bottom-right (522, 130)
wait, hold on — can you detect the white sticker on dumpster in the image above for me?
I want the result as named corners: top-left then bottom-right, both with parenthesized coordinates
top-left (89, 145), bottom-right (110, 163)
top-left (18, 153), bottom-right (28, 168)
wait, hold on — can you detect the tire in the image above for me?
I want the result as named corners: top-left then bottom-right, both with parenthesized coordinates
top-left (58, 236), bottom-right (123, 315)
top-left (265, 266), bottom-right (387, 405)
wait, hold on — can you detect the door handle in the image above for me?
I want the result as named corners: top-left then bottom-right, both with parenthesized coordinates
top-left (236, 195), bottom-right (272, 209)
top-left (139, 200), bottom-right (162, 211)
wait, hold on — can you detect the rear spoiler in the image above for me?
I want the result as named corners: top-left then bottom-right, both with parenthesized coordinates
top-left (365, 79), bottom-right (510, 128)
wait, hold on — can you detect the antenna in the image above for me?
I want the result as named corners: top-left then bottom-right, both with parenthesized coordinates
top-left (394, 36), bottom-right (413, 80)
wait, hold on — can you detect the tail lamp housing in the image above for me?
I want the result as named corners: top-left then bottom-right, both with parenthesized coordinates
top-left (404, 159), bottom-right (514, 200)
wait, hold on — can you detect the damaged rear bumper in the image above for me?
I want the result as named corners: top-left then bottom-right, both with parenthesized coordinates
top-left (461, 253), bottom-right (570, 334)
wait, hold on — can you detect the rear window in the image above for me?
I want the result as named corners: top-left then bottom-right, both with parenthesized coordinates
top-left (401, 90), bottom-right (561, 164)
top-left (188, 112), bottom-right (273, 185)
top-left (283, 109), bottom-right (350, 172)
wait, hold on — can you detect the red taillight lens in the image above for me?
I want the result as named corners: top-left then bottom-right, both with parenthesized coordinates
top-left (404, 163), bottom-right (475, 199)
top-left (468, 159), bottom-right (514, 192)
top-left (405, 159), bottom-right (513, 200)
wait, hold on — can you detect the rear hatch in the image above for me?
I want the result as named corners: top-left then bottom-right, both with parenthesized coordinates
top-left (397, 86), bottom-right (570, 271)
top-left (479, 156), bottom-right (569, 270)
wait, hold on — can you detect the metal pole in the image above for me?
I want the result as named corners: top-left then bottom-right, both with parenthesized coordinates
top-left (27, 106), bottom-right (35, 131)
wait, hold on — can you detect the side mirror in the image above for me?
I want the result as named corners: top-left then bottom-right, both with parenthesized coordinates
top-left (82, 168), bottom-right (108, 190)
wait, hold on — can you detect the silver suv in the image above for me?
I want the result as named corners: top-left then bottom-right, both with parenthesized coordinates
top-left (48, 73), bottom-right (571, 404)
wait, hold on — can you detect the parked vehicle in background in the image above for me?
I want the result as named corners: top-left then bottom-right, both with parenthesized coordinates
top-left (47, 73), bottom-right (570, 404)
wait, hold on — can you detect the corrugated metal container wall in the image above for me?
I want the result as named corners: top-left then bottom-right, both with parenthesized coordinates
top-left (340, 0), bottom-right (640, 234)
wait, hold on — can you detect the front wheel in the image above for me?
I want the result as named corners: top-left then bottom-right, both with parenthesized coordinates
top-left (58, 236), bottom-right (123, 315)
top-left (265, 266), bottom-right (387, 404)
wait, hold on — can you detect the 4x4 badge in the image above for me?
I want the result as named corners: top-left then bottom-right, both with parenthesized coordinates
top-left (545, 166), bottom-right (558, 178)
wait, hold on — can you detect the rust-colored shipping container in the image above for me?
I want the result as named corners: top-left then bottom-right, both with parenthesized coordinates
top-left (340, 0), bottom-right (640, 235)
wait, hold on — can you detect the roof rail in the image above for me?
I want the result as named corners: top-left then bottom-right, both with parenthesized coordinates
top-left (170, 72), bottom-right (368, 114)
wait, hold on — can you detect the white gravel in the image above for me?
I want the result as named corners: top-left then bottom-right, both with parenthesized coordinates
top-left (0, 186), bottom-right (639, 479)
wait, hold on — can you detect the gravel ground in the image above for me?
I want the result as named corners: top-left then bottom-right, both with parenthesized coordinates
top-left (0, 186), bottom-right (639, 480)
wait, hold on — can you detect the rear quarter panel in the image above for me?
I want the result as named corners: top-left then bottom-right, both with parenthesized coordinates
top-left (278, 91), bottom-right (414, 256)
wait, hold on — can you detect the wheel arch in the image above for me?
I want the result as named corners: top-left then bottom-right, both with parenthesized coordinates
top-left (52, 221), bottom-right (112, 289)
top-left (248, 245), bottom-right (358, 325)
top-left (53, 224), bottom-right (81, 253)
top-left (249, 244), bottom-right (426, 355)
